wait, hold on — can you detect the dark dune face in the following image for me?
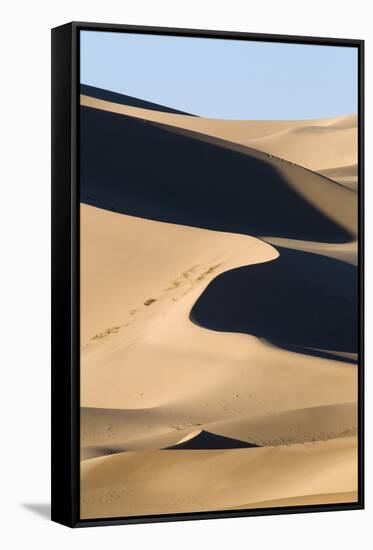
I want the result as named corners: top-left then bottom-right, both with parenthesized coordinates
top-left (191, 246), bottom-right (358, 354)
top-left (80, 105), bottom-right (351, 243)
top-left (80, 84), bottom-right (195, 115)
top-left (80, 100), bottom-right (357, 360)
top-left (274, 343), bottom-right (357, 364)
top-left (164, 431), bottom-right (259, 450)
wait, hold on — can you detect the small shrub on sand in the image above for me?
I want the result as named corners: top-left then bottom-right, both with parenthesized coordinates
top-left (144, 298), bottom-right (157, 306)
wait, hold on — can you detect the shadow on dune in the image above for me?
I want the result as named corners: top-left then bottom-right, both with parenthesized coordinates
top-left (271, 343), bottom-right (358, 364)
top-left (190, 247), bottom-right (357, 354)
top-left (81, 431), bottom-right (258, 459)
top-left (164, 431), bottom-right (259, 450)
top-left (80, 106), bottom-right (350, 243)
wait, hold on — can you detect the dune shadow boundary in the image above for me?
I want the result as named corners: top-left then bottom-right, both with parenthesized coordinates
top-left (80, 106), bottom-right (351, 243)
top-left (190, 247), bottom-right (357, 354)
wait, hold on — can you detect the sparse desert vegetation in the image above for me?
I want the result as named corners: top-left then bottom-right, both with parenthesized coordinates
top-left (144, 298), bottom-right (157, 306)
top-left (91, 326), bottom-right (120, 340)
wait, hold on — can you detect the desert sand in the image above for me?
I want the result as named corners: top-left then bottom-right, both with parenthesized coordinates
top-left (81, 437), bottom-right (357, 518)
top-left (79, 88), bottom-right (358, 519)
top-left (81, 93), bottom-right (358, 266)
top-left (81, 94), bottom-right (358, 185)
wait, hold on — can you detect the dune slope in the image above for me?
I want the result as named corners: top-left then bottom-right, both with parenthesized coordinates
top-left (81, 437), bottom-right (357, 519)
top-left (81, 206), bottom-right (356, 452)
top-left (79, 91), bottom-right (358, 518)
top-left (81, 94), bottom-right (357, 173)
top-left (80, 105), bottom-right (356, 242)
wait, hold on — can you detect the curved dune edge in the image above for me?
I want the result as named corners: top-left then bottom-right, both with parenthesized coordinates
top-left (80, 84), bottom-right (195, 116)
top-left (81, 95), bottom-right (357, 238)
top-left (80, 437), bottom-right (357, 519)
top-left (80, 94), bottom-right (357, 174)
top-left (82, 428), bottom-right (257, 461)
top-left (261, 236), bottom-right (357, 265)
top-left (80, 207), bottom-right (357, 515)
top-left (205, 402), bottom-right (357, 447)
top-left (79, 95), bottom-right (358, 517)
top-left (81, 400), bottom-right (357, 459)
top-left (146, 120), bottom-right (357, 237)
top-left (244, 122), bottom-right (357, 173)
top-left (81, 206), bottom-right (357, 456)
top-left (80, 203), bottom-right (279, 346)
top-left (319, 163), bottom-right (358, 191)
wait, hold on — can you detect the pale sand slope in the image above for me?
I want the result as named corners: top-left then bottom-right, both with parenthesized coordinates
top-left (80, 204), bottom-right (278, 347)
top-left (81, 94), bottom-right (357, 180)
top-left (80, 101), bottom-right (358, 516)
top-left (319, 163), bottom-right (358, 191)
top-left (81, 205), bottom-right (357, 457)
top-left (81, 437), bottom-right (357, 518)
top-left (244, 115), bottom-right (357, 173)
top-left (81, 402), bottom-right (356, 459)
top-left (81, 95), bottom-right (358, 265)
top-left (155, 122), bottom-right (358, 265)
top-left (261, 237), bottom-right (357, 265)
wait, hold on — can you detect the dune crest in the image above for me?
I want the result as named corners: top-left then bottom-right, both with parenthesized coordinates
top-left (81, 93), bottom-right (357, 180)
top-left (81, 437), bottom-right (357, 519)
top-left (81, 206), bottom-right (356, 444)
top-left (80, 102), bottom-right (357, 243)
top-left (79, 89), bottom-right (358, 518)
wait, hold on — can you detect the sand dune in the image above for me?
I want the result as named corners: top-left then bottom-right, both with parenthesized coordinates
top-left (244, 118), bottom-right (357, 172)
top-left (79, 89), bottom-right (358, 519)
top-left (81, 437), bottom-right (357, 519)
top-left (319, 163), bottom-right (358, 191)
top-left (261, 236), bottom-right (357, 265)
top-left (81, 206), bottom-right (356, 448)
top-left (81, 397), bottom-right (356, 460)
top-left (80, 102), bottom-right (357, 242)
top-left (80, 204), bottom-right (278, 347)
top-left (81, 93), bottom-right (325, 139)
top-left (81, 92), bottom-right (357, 179)
top-left (206, 402), bottom-right (357, 446)
top-left (81, 84), bottom-right (195, 115)
top-left (191, 245), bottom-right (357, 352)
top-left (81, 93), bottom-right (357, 167)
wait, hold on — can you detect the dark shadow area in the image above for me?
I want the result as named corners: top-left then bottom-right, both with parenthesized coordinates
top-left (80, 84), bottom-right (195, 115)
top-left (164, 431), bottom-right (258, 450)
top-left (190, 247), bottom-right (357, 353)
top-left (80, 106), bottom-right (350, 243)
top-left (269, 342), bottom-right (358, 364)
top-left (21, 503), bottom-right (50, 520)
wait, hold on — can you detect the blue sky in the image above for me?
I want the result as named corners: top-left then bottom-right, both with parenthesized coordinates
top-left (80, 30), bottom-right (358, 120)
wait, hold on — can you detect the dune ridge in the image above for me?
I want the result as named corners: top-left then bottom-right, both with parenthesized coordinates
top-left (80, 103), bottom-right (356, 243)
top-left (81, 437), bottom-right (357, 519)
top-left (80, 95), bottom-right (358, 266)
top-left (81, 93), bottom-right (357, 181)
top-left (79, 89), bottom-right (358, 518)
top-left (81, 206), bottom-right (356, 450)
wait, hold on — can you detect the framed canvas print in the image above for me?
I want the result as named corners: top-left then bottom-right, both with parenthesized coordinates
top-left (51, 22), bottom-right (364, 527)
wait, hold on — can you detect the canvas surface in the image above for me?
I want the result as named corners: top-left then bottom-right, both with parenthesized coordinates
top-left (79, 31), bottom-right (359, 519)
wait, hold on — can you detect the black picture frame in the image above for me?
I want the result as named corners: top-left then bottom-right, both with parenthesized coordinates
top-left (51, 21), bottom-right (365, 528)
